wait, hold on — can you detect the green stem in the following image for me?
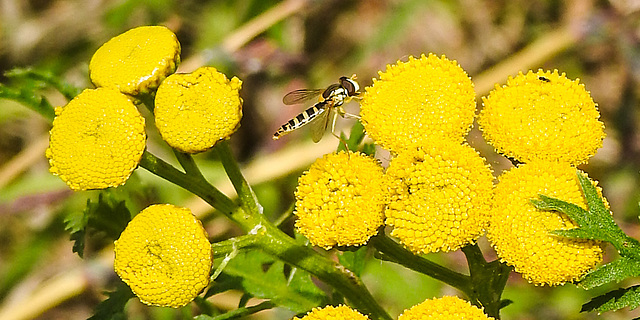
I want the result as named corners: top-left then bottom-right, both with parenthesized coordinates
top-left (141, 147), bottom-right (392, 320)
top-left (173, 150), bottom-right (207, 180)
top-left (237, 228), bottom-right (392, 320)
top-left (214, 141), bottom-right (391, 320)
top-left (213, 141), bottom-right (263, 216)
top-left (138, 150), bottom-right (237, 218)
top-left (370, 234), bottom-right (472, 292)
top-left (461, 245), bottom-right (512, 319)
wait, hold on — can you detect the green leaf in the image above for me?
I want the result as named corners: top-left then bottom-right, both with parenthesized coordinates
top-left (66, 191), bottom-right (132, 258)
top-left (86, 192), bottom-right (131, 239)
top-left (88, 282), bottom-right (134, 320)
top-left (65, 208), bottom-right (88, 258)
top-left (0, 83), bottom-right (55, 121)
top-left (4, 68), bottom-right (81, 100)
top-left (581, 285), bottom-right (640, 313)
top-left (579, 257), bottom-right (640, 290)
top-left (0, 67), bottom-right (81, 121)
top-left (531, 170), bottom-right (631, 248)
top-left (338, 246), bottom-right (368, 277)
top-left (219, 250), bottom-right (328, 313)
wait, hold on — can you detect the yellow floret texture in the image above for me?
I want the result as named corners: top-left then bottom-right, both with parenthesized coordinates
top-left (154, 67), bottom-right (243, 153)
top-left (89, 25), bottom-right (181, 95)
top-left (114, 204), bottom-right (212, 308)
top-left (293, 305), bottom-right (370, 320)
top-left (478, 69), bottom-right (605, 165)
top-left (295, 151), bottom-right (386, 249)
top-left (385, 141), bottom-right (494, 254)
top-left (487, 161), bottom-right (603, 285)
top-left (360, 53), bottom-right (476, 153)
top-left (397, 296), bottom-right (494, 320)
top-left (46, 88), bottom-right (146, 191)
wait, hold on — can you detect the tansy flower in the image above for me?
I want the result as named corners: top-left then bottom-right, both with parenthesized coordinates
top-left (478, 69), bottom-right (605, 165)
top-left (293, 305), bottom-right (370, 320)
top-left (89, 25), bottom-right (180, 95)
top-left (397, 296), bottom-right (494, 320)
top-left (385, 141), bottom-right (494, 254)
top-left (46, 88), bottom-right (146, 191)
top-left (487, 161), bottom-right (603, 285)
top-left (294, 151), bottom-right (386, 249)
top-left (114, 204), bottom-right (212, 308)
top-left (154, 67), bottom-right (243, 153)
top-left (360, 53), bottom-right (475, 153)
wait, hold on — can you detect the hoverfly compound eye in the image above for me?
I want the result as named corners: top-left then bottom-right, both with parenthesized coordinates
top-left (340, 76), bottom-right (360, 96)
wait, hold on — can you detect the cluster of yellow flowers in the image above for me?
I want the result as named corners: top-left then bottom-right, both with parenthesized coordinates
top-left (295, 297), bottom-right (494, 320)
top-left (294, 54), bottom-right (606, 289)
top-left (479, 70), bottom-right (605, 285)
top-left (47, 25), bottom-right (243, 191)
top-left (46, 26), bottom-right (245, 307)
top-left (295, 54), bottom-right (493, 255)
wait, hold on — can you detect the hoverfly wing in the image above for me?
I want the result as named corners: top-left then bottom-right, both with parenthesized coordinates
top-left (282, 89), bottom-right (324, 105)
top-left (310, 104), bottom-right (331, 143)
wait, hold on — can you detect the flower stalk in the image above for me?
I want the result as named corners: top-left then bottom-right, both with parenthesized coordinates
top-left (140, 145), bottom-right (392, 320)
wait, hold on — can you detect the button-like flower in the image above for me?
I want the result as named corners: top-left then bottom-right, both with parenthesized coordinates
top-left (114, 204), bottom-right (212, 308)
top-left (487, 161), bottom-right (603, 285)
top-left (385, 141), bottom-right (494, 254)
top-left (46, 88), bottom-right (146, 191)
top-left (293, 305), bottom-right (370, 320)
top-left (397, 296), bottom-right (494, 320)
top-left (478, 69), bottom-right (605, 165)
top-left (360, 53), bottom-right (476, 153)
top-left (154, 67), bottom-right (243, 153)
top-left (89, 25), bottom-right (181, 95)
top-left (294, 151), bottom-right (386, 249)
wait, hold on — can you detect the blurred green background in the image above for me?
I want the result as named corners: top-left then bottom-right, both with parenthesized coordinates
top-left (1, 0), bottom-right (640, 319)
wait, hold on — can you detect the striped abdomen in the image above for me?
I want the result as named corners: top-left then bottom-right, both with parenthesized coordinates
top-left (273, 102), bottom-right (327, 140)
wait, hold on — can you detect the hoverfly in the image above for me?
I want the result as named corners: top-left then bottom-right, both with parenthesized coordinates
top-left (272, 75), bottom-right (360, 142)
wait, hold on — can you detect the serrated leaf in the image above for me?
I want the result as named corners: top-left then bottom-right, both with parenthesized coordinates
top-left (87, 192), bottom-right (131, 239)
top-left (579, 257), bottom-right (640, 289)
top-left (581, 285), bottom-right (640, 313)
top-left (220, 250), bottom-right (328, 313)
top-left (1, 67), bottom-right (81, 122)
top-left (0, 83), bottom-right (55, 121)
top-left (532, 171), bottom-right (629, 246)
top-left (88, 282), bottom-right (134, 320)
top-left (67, 192), bottom-right (132, 258)
top-left (65, 206), bottom-right (89, 258)
top-left (4, 68), bottom-right (81, 100)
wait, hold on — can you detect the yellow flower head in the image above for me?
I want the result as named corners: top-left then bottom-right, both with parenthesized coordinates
top-left (385, 141), bottom-right (494, 254)
top-left (114, 204), bottom-right (212, 308)
top-left (360, 53), bottom-right (476, 153)
top-left (478, 69), bottom-right (605, 165)
top-left (397, 296), bottom-right (494, 320)
top-left (487, 161), bottom-right (603, 285)
top-left (154, 67), bottom-right (243, 153)
top-left (294, 151), bottom-right (386, 249)
top-left (46, 88), bottom-right (146, 191)
top-left (89, 25), bottom-right (181, 95)
top-left (293, 305), bottom-right (370, 320)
